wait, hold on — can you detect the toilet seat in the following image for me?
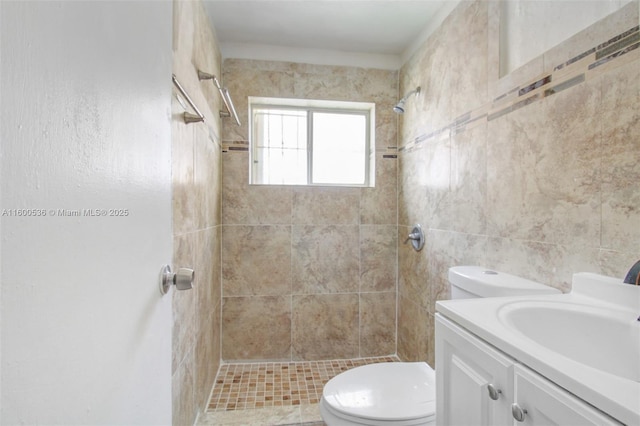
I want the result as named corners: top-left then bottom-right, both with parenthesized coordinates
top-left (320, 362), bottom-right (436, 425)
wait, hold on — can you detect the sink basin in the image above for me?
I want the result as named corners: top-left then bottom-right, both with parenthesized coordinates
top-left (498, 300), bottom-right (640, 381)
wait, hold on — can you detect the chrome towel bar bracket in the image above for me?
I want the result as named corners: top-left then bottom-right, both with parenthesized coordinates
top-left (172, 74), bottom-right (205, 124)
top-left (197, 70), bottom-right (241, 126)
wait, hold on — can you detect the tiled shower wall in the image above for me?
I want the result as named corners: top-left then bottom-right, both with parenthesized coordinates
top-left (397, 0), bottom-right (640, 365)
top-left (172, 0), bottom-right (223, 424)
top-left (220, 60), bottom-right (399, 361)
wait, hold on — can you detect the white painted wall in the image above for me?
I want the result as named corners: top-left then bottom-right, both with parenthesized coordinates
top-left (500, 0), bottom-right (633, 75)
top-left (1, 1), bottom-right (173, 424)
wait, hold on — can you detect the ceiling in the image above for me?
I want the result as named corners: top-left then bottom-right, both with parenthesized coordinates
top-left (203, 1), bottom-right (458, 69)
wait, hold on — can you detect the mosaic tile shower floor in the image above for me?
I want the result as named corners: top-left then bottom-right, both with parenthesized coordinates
top-left (198, 356), bottom-right (399, 425)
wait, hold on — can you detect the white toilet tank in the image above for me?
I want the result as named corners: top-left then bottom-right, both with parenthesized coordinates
top-left (449, 266), bottom-right (562, 299)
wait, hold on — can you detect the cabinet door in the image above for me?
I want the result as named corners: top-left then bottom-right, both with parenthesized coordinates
top-left (436, 315), bottom-right (514, 426)
top-left (512, 365), bottom-right (622, 425)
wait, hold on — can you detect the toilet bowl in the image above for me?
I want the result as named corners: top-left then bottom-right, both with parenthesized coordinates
top-left (320, 266), bottom-right (561, 426)
top-left (320, 362), bottom-right (436, 426)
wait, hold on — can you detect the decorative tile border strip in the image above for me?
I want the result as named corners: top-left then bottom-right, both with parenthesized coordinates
top-left (223, 140), bottom-right (399, 159)
top-left (589, 40), bottom-right (639, 70)
top-left (400, 25), bottom-right (639, 152)
top-left (223, 140), bottom-right (249, 152)
top-left (518, 75), bottom-right (552, 96)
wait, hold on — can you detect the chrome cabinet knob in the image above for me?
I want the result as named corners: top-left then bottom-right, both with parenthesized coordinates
top-left (159, 265), bottom-right (195, 295)
top-left (511, 403), bottom-right (527, 422)
top-left (487, 383), bottom-right (501, 401)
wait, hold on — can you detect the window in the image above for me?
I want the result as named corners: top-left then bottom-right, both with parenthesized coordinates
top-left (249, 97), bottom-right (375, 187)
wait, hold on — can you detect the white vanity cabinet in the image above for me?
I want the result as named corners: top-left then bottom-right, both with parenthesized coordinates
top-left (435, 313), bottom-right (514, 425)
top-left (436, 315), bottom-right (622, 426)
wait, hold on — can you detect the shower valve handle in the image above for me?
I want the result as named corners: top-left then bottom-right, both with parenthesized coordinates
top-left (404, 224), bottom-right (425, 251)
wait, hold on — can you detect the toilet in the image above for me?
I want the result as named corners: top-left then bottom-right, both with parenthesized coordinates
top-left (320, 266), bottom-right (561, 426)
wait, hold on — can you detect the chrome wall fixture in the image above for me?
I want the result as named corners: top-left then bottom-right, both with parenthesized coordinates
top-left (198, 70), bottom-right (241, 126)
top-left (172, 74), bottom-right (205, 124)
top-left (404, 224), bottom-right (425, 251)
top-left (393, 86), bottom-right (421, 114)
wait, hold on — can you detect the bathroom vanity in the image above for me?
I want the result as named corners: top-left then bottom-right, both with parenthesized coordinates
top-left (435, 273), bottom-right (640, 426)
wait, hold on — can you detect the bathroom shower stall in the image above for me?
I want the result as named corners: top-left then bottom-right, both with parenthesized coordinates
top-left (172, 0), bottom-right (640, 423)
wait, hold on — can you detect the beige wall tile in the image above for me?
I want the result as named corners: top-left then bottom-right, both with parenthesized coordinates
top-left (172, 349), bottom-right (196, 426)
top-left (196, 227), bottom-right (218, 320)
top-left (172, 0), bottom-right (223, 420)
top-left (173, 233), bottom-right (197, 374)
top-left (600, 60), bottom-right (640, 253)
top-left (194, 125), bottom-right (222, 229)
top-left (222, 151), bottom-right (292, 225)
top-left (361, 183), bottom-right (398, 225)
top-left (397, 1), bottom-right (639, 363)
top-left (172, 98), bottom-right (196, 235)
top-left (196, 315), bottom-right (218, 410)
top-left (292, 225), bottom-right (360, 294)
top-left (422, 134), bottom-right (453, 231)
top-left (222, 296), bottom-right (291, 360)
top-left (484, 237), bottom-right (601, 292)
top-left (360, 225), bottom-right (397, 292)
top-left (292, 294), bottom-right (359, 360)
top-left (292, 187), bottom-right (360, 225)
top-left (450, 123), bottom-right (488, 235)
top-left (398, 225), bottom-right (429, 310)
top-left (397, 294), bottom-right (429, 363)
top-left (222, 225), bottom-right (292, 296)
top-left (425, 230), bottom-right (458, 313)
top-left (398, 147), bottom-right (429, 226)
top-left (376, 110), bottom-right (399, 151)
top-left (360, 292), bottom-right (396, 357)
top-left (486, 77), bottom-right (602, 247)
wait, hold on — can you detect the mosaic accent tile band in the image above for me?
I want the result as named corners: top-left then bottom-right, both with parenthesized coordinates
top-left (208, 356), bottom-right (399, 412)
top-left (399, 24), bottom-right (640, 152)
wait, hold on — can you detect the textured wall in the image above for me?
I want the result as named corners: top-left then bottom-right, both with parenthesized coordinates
top-left (171, 0), bottom-right (223, 423)
top-left (221, 60), bottom-right (399, 361)
top-left (397, 0), bottom-right (640, 365)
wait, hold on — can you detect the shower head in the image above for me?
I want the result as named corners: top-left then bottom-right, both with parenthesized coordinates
top-left (393, 86), bottom-right (421, 114)
top-left (393, 100), bottom-right (406, 114)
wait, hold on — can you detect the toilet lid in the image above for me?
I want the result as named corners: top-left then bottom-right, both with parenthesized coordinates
top-left (322, 362), bottom-right (436, 422)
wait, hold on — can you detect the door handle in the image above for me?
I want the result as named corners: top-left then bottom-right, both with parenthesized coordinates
top-left (159, 265), bottom-right (195, 295)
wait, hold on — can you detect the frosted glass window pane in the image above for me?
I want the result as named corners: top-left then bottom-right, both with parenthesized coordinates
top-left (312, 113), bottom-right (366, 185)
top-left (253, 109), bottom-right (307, 185)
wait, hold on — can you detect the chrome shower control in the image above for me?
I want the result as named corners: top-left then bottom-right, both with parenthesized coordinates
top-left (159, 265), bottom-right (195, 295)
top-left (404, 224), bottom-right (425, 251)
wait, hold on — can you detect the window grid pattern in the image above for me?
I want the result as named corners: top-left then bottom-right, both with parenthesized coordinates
top-left (250, 102), bottom-right (372, 187)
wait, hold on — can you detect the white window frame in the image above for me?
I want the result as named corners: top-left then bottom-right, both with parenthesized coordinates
top-left (249, 97), bottom-right (375, 187)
